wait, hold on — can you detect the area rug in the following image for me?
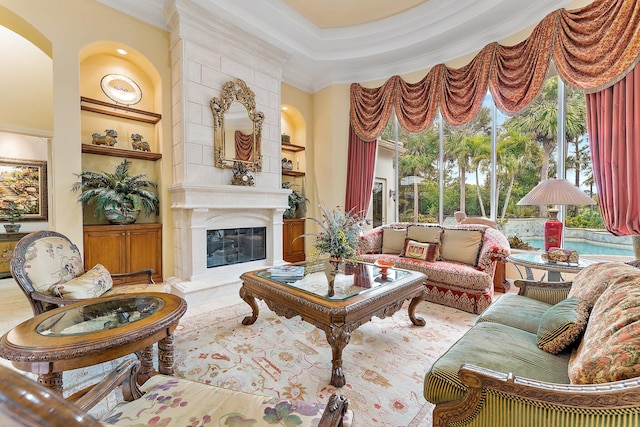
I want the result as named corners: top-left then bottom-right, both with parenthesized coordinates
top-left (172, 300), bottom-right (476, 427)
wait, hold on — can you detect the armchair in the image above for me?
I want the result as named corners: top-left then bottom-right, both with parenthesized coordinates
top-left (10, 230), bottom-right (169, 315)
top-left (0, 359), bottom-right (352, 427)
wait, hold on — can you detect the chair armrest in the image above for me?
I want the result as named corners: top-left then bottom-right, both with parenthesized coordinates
top-left (111, 268), bottom-right (155, 284)
top-left (514, 279), bottom-right (572, 305)
top-left (433, 363), bottom-right (640, 427)
top-left (72, 358), bottom-right (142, 411)
top-left (318, 393), bottom-right (349, 427)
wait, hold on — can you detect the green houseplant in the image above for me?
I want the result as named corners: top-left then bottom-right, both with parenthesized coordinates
top-left (72, 159), bottom-right (159, 225)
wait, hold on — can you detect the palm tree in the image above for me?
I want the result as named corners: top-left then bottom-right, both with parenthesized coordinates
top-left (398, 129), bottom-right (439, 221)
top-left (468, 134), bottom-right (490, 217)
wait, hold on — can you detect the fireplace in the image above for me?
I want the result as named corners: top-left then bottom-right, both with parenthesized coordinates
top-left (207, 227), bottom-right (266, 267)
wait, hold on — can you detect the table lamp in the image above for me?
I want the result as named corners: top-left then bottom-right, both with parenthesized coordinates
top-left (517, 178), bottom-right (596, 251)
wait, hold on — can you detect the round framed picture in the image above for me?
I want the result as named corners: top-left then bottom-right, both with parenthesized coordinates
top-left (100, 74), bottom-right (142, 105)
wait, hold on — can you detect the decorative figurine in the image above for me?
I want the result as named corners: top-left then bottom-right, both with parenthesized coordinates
top-left (131, 133), bottom-right (151, 151)
top-left (91, 129), bottom-right (118, 146)
top-left (231, 161), bottom-right (255, 186)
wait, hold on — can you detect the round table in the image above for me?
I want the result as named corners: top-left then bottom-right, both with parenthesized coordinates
top-left (0, 292), bottom-right (186, 394)
top-left (507, 252), bottom-right (601, 281)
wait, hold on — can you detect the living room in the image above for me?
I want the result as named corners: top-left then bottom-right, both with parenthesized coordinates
top-left (1, 0), bottom-right (640, 425)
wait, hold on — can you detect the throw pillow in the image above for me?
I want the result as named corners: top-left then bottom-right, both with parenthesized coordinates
top-left (381, 227), bottom-right (407, 254)
top-left (52, 263), bottom-right (113, 299)
top-left (568, 267), bottom-right (640, 384)
top-left (439, 229), bottom-right (483, 266)
top-left (406, 225), bottom-right (443, 244)
top-left (537, 297), bottom-right (588, 354)
top-left (401, 239), bottom-right (439, 262)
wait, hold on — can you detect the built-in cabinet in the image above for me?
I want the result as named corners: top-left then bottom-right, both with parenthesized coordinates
top-left (283, 218), bottom-right (305, 263)
top-left (80, 93), bottom-right (163, 279)
top-left (83, 223), bottom-right (162, 284)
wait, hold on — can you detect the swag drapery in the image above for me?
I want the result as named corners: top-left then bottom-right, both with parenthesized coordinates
top-left (234, 131), bottom-right (253, 162)
top-left (345, 0), bottom-right (640, 226)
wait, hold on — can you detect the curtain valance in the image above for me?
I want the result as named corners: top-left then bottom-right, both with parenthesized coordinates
top-left (350, 0), bottom-right (640, 140)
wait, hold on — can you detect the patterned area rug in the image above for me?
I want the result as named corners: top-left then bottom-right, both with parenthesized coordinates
top-left (173, 300), bottom-right (476, 427)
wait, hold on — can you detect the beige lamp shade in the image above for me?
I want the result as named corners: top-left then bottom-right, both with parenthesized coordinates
top-left (517, 179), bottom-right (596, 206)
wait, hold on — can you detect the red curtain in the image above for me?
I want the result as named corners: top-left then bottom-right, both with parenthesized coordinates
top-left (345, 123), bottom-right (377, 218)
top-left (350, 0), bottom-right (640, 141)
top-left (234, 131), bottom-right (253, 161)
top-left (586, 63), bottom-right (640, 235)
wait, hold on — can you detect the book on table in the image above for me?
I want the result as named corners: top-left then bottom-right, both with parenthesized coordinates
top-left (267, 265), bottom-right (305, 277)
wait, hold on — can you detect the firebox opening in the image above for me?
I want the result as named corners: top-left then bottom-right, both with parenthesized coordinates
top-left (206, 227), bottom-right (266, 268)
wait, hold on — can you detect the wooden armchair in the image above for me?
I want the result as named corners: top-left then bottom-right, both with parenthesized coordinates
top-left (0, 360), bottom-right (352, 427)
top-left (10, 230), bottom-right (167, 316)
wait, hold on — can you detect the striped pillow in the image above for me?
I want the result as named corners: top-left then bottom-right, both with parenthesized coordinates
top-left (537, 297), bottom-right (588, 354)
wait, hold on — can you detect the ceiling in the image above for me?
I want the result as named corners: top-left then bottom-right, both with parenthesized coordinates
top-left (99, 0), bottom-right (578, 93)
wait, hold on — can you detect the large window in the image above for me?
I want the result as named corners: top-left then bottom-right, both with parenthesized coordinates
top-left (382, 74), bottom-right (633, 256)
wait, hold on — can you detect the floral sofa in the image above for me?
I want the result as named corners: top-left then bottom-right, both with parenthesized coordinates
top-left (424, 261), bottom-right (640, 427)
top-left (358, 223), bottom-right (510, 314)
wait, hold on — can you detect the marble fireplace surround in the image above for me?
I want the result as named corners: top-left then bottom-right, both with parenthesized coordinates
top-left (168, 183), bottom-right (290, 306)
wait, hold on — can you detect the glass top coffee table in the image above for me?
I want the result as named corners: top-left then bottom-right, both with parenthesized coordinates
top-left (240, 261), bottom-right (427, 387)
top-left (0, 292), bottom-right (187, 394)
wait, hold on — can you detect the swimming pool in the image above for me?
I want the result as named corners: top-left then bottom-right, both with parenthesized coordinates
top-left (523, 238), bottom-right (634, 256)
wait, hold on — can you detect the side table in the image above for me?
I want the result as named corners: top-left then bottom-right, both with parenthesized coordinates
top-left (507, 252), bottom-right (600, 282)
top-left (0, 292), bottom-right (186, 395)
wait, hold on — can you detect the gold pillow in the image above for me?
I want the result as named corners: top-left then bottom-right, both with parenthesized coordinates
top-left (381, 228), bottom-right (407, 254)
top-left (440, 229), bottom-right (483, 266)
top-left (406, 225), bottom-right (443, 244)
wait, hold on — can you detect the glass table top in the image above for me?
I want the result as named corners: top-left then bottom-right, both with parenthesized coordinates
top-left (257, 261), bottom-right (412, 300)
top-left (36, 295), bottom-right (165, 337)
top-left (507, 252), bottom-right (600, 271)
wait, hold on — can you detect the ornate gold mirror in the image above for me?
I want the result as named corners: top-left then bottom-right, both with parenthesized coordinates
top-left (211, 78), bottom-right (264, 171)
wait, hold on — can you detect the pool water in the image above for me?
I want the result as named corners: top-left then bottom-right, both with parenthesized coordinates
top-left (523, 238), bottom-right (634, 256)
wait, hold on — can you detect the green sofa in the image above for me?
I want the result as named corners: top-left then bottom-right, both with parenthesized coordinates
top-left (424, 261), bottom-right (640, 427)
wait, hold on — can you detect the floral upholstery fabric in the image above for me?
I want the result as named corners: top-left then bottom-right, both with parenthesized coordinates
top-left (358, 223), bottom-right (510, 314)
top-left (52, 263), bottom-right (112, 299)
top-left (568, 262), bottom-right (630, 310)
top-left (101, 374), bottom-right (353, 427)
top-left (23, 236), bottom-right (85, 295)
top-left (568, 263), bottom-right (640, 384)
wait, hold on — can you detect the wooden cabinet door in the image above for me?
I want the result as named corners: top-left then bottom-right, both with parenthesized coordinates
top-left (126, 224), bottom-right (162, 283)
top-left (283, 218), bottom-right (305, 263)
top-left (83, 227), bottom-right (127, 281)
top-left (84, 223), bottom-right (162, 284)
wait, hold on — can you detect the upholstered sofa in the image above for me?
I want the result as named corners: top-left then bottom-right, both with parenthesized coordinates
top-left (424, 261), bottom-right (640, 427)
top-left (358, 223), bottom-right (511, 314)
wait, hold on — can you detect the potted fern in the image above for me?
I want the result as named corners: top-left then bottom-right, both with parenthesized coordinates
top-left (72, 159), bottom-right (159, 225)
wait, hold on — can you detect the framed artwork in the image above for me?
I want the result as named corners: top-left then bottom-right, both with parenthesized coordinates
top-left (0, 158), bottom-right (48, 221)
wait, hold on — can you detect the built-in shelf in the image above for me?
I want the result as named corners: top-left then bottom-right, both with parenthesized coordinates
top-left (282, 170), bottom-right (305, 177)
top-left (81, 96), bottom-right (162, 124)
top-left (82, 144), bottom-right (162, 161)
top-left (281, 143), bottom-right (305, 153)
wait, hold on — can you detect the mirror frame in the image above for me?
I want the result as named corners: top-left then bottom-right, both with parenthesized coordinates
top-left (211, 78), bottom-right (264, 172)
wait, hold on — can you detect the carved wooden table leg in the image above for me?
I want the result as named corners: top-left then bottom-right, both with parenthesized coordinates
top-left (38, 372), bottom-right (63, 394)
top-left (158, 333), bottom-right (175, 375)
top-left (408, 292), bottom-right (426, 326)
top-left (136, 345), bottom-right (155, 385)
top-left (325, 325), bottom-right (351, 387)
top-left (240, 286), bottom-right (259, 325)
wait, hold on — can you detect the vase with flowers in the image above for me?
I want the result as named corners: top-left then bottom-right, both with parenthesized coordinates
top-left (305, 204), bottom-right (366, 272)
top-left (0, 199), bottom-right (25, 232)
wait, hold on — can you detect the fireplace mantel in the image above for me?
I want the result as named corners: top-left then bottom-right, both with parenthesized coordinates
top-left (167, 183), bottom-right (290, 306)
